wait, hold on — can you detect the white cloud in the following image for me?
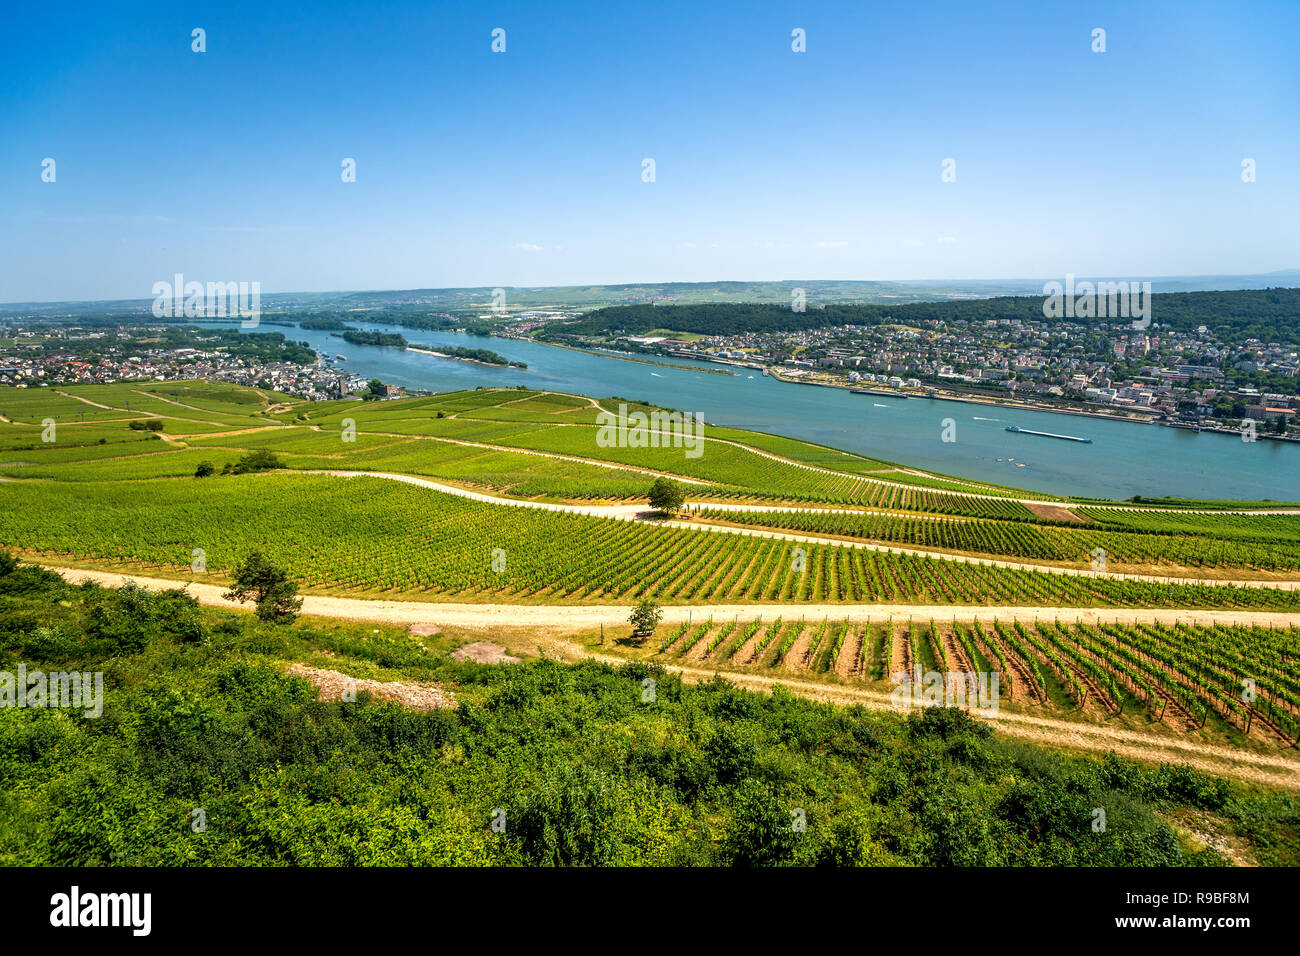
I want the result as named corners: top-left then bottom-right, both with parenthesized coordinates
top-left (515, 243), bottom-right (545, 252)
top-left (816, 240), bottom-right (850, 248)
top-left (935, 236), bottom-right (956, 244)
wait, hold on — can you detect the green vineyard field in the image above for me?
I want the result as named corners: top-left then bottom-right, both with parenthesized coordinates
top-left (1, 473), bottom-right (1297, 609)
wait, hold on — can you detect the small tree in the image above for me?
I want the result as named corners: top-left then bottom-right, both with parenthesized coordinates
top-left (231, 449), bottom-right (284, 474)
top-left (628, 598), bottom-right (662, 639)
top-left (223, 551), bottom-right (303, 624)
top-left (194, 461), bottom-right (215, 478)
top-left (647, 477), bottom-right (685, 517)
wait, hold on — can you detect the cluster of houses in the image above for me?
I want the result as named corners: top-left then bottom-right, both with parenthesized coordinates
top-left (613, 317), bottom-right (1299, 430)
top-left (0, 340), bottom-right (369, 402)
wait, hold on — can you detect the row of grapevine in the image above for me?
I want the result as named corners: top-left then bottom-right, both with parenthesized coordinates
top-left (704, 619), bottom-right (738, 658)
top-left (641, 614), bottom-right (1300, 743)
top-left (695, 506), bottom-right (1300, 571)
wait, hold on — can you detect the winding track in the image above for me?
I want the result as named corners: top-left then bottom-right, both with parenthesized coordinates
top-left (40, 564), bottom-right (1300, 634)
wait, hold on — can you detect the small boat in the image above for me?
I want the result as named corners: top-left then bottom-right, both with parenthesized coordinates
top-left (336, 354), bottom-right (348, 360)
top-left (1005, 425), bottom-right (1092, 444)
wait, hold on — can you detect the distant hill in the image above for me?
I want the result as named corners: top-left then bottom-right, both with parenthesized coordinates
top-left (3, 271), bottom-right (1298, 318)
top-left (540, 287), bottom-right (1300, 345)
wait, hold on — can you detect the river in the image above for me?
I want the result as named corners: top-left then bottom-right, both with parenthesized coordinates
top-left (209, 321), bottom-right (1298, 501)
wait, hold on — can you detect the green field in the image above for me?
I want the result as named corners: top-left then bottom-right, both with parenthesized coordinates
top-left (2, 472), bottom-right (1297, 609)
top-left (3, 382), bottom-right (1298, 588)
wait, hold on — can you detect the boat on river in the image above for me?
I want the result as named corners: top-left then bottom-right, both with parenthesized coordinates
top-left (1005, 425), bottom-right (1091, 443)
top-left (851, 388), bottom-right (908, 399)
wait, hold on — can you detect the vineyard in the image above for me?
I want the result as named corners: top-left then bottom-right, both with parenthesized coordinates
top-left (648, 614), bottom-right (1300, 743)
top-left (3, 381), bottom-right (1299, 766)
top-left (9, 382), bottom-right (1292, 524)
top-left (263, 391), bottom-right (1053, 514)
top-left (2, 473), bottom-right (1299, 609)
top-left (694, 507), bottom-right (1300, 572)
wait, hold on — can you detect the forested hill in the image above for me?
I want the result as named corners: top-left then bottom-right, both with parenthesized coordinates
top-left (540, 287), bottom-right (1300, 344)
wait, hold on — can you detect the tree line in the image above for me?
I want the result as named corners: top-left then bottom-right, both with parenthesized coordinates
top-left (540, 287), bottom-right (1300, 345)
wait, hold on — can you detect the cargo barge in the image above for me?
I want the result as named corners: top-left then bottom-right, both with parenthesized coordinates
top-left (1005, 425), bottom-right (1092, 443)
top-left (851, 388), bottom-right (908, 399)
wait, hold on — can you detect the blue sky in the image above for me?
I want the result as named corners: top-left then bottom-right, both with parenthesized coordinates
top-left (2, 0), bottom-right (1297, 302)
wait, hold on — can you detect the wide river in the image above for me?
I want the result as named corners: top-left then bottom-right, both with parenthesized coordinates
top-left (210, 321), bottom-right (1298, 501)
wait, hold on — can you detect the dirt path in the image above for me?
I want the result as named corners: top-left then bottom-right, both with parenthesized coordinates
top-left (940, 625), bottom-right (977, 677)
top-left (683, 622), bottom-right (726, 663)
top-left (130, 389), bottom-right (231, 420)
top-left (171, 424), bottom-right (297, 439)
top-left (835, 624), bottom-right (865, 678)
top-left (36, 565), bottom-right (1300, 629)
top-left (893, 624), bottom-right (910, 680)
top-left (731, 622), bottom-right (768, 664)
top-left (55, 391), bottom-right (116, 411)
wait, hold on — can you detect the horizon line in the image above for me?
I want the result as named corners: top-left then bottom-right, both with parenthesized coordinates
top-left (2, 268), bottom-right (1299, 311)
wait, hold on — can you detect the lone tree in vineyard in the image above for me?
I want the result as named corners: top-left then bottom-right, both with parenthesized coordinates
top-left (648, 477), bottom-right (686, 517)
top-left (628, 598), bottom-right (663, 640)
top-left (223, 551), bottom-right (303, 624)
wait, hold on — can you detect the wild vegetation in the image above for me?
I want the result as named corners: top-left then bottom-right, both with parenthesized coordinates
top-left (1, 563), bottom-right (1292, 866)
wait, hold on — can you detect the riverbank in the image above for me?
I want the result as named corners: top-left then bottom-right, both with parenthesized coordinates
top-left (521, 337), bottom-right (739, 376)
top-left (766, 368), bottom-right (1168, 427)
